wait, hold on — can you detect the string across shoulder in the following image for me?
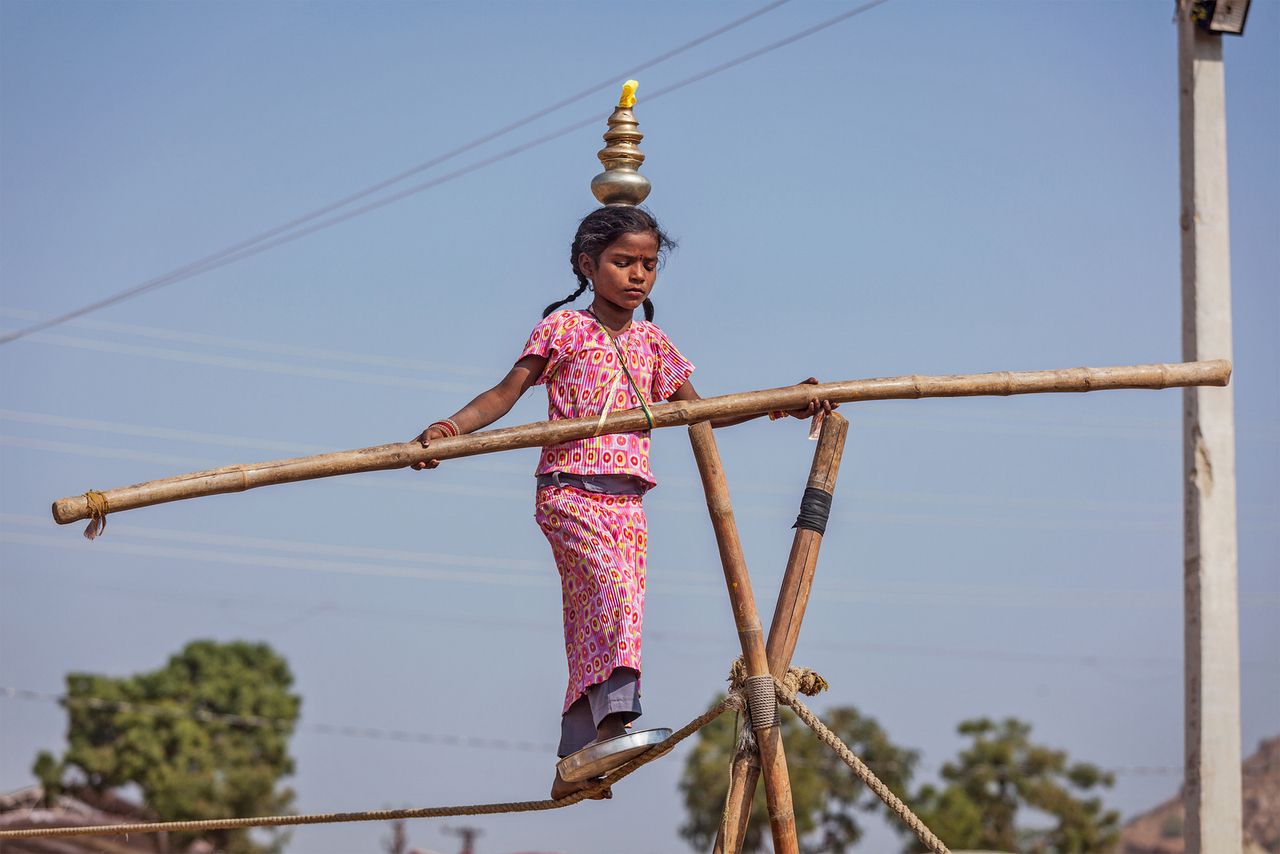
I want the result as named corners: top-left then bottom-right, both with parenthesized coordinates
top-left (586, 306), bottom-right (655, 431)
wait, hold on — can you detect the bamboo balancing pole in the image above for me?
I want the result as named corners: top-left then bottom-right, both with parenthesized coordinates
top-left (50, 360), bottom-right (1230, 526)
top-left (688, 421), bottom-right (800, 854)
top-left (716, 412), bottom-right (850, 854)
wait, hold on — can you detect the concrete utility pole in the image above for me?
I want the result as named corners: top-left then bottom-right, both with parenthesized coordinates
top-left (1176, 2), bottom-right (1243, 851)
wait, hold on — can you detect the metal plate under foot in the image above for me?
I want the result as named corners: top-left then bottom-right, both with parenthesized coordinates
top-left (557, 727), bottom-right (673, 783)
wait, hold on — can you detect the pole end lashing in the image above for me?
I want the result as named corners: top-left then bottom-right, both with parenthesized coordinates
top-left (81, 490), bottom-right (109, 540)
top-left (792, 487), bottom-right (833, 535)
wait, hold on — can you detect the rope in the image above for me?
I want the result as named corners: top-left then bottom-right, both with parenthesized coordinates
top-left (0, 666), bottom-right (949, 854)
top-left (728, 658), bottom-right (829, 753)
top-left (726, 658), bottom-right (829, 701)
top-left (775, 683), bottom-right (949, 854)
top-left (587, 310), bottom-right (656, 430)
top-left (724, 659), bottom-right (944, 853)
top-left (0, 696), bottom-right (739, 842)
top-left (744, 675), bottom-right (778, 731)
top-left (82, 490), bottom-right (108, 540)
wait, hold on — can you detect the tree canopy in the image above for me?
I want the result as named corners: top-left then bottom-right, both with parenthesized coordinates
top-left (34, 639), bottom-right (301, 854)
top-left (910, 717), bottom-right (1120, 853)
top-left (679, 706), bottom-right (1119, 854)
top-left (679, 696), bottom-right (918, 853)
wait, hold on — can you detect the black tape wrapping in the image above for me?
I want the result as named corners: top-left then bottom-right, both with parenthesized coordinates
top-left (792, 486), bottom-right (833, 535)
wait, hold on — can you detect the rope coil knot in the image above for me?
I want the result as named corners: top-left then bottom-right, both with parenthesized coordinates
top-left (726, 658), bottom-right (829, 743)
top-left (726, 657), bottom-right (829, 700)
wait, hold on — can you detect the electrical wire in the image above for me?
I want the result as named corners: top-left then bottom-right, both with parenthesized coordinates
top-left (16, 561), bottom-right (1277, 671)
top-left (9, 521), bottom-right (1279, 611)
top-left (10, 413), bottom-right (1277, 535)
top-left (0, 308), bottom-right (496, 378)
top-left (0, 686), bottom-right (558, 754)
top-left (0, 330), bottom-right (475, 392)
top-left (9, 309), bottom-right (1276, 445)
top-left (0, 409), bottom-right (1201, 510)
top-left (0, 686), bottom-right (1186, 775)
top-left (0, 0), bottom-right (894, 346)
top-left (0, 1), bottom-right (793, 348)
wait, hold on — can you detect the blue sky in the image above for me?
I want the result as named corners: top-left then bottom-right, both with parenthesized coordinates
top-left (1, 2), bottom-right (1276, 852)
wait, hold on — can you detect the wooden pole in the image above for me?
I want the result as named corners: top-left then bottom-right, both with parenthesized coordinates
top-left (688, 420), bottom-right (799, 854)
top-left (1177, 4), bottom-right (1243, 850)
top-left (51, 360), bottom-right (1230, 525)
top-left (716, 413), bottom-right (850, 854)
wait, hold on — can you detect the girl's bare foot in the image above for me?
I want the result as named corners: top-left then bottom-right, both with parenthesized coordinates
top-left (551, 769), bottom-right (611, 800)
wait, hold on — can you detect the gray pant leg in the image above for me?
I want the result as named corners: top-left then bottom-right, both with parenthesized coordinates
top-left (586, 666), bottom-right (642, 726)
top-left (558, 696), bottom-right (596, 757)
top-left (558, 667), bottom-right (643, 757)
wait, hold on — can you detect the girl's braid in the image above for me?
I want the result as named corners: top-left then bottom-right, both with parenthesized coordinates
top-left (543, 207), bottom-right (676, 320)
top-left (541, 279), bottom-right (589, 319)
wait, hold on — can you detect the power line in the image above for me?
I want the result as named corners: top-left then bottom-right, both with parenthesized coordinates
top-left (13, 405), bottom-right (1275, 519)
top-left (0, 0), bottom-right (894, 346)
top-left (0, 308), bottom-right (496, 378)
top-left (8, 516), bottom-right (1279, 615)
top-left (0, 1), bottom-right (792, 348)
top-left (0, 686), bottom-right (1186, 776)
top-left (24, 566), bottom-right (1279, 671)
top-left (643, 0), bottom-right (892, 101)
top-left (0, 450), bottom-right (1213, 533)
top-left (0, 511), bottom-right (543, 573)
top-left (11, 310), bottom-right (1279, 446)
top-left (0, 552), bottom-right (1188, 667)
top-left (0, 409), bottom-right (1188, 507)
top-left (0, 530), bottom-right (558, 590)
top-left (0, 330), bottom-right (475, 392)
top-left (0, 686), bottom-right (559, 754)
top-left (0, 407), bottom-right (330, 455)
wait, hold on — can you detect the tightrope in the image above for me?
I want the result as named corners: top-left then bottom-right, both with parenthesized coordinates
top-left (726, 661), bottom-right (948, 854)
top-left (776, 685), bottom-right (949, 854)
top-left (0, 672), bottom-right (949, 853)
top-left (0, 697), bottom-right (737, 841)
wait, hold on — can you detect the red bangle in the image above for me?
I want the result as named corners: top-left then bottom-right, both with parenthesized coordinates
top-left (768, 410), bottom-right (787, 421)
top-left (428, 419), bottom-right (459, 438)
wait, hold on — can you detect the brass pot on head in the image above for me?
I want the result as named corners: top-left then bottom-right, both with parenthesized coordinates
top-left (590, 80), bottom-right (651, 207)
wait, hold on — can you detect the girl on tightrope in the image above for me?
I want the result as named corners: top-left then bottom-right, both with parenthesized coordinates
top-left (412, 206), bottom-right (832, 799)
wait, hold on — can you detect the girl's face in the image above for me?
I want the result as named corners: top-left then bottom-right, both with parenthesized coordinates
top-left (580, 230), bottom-right (660, 315)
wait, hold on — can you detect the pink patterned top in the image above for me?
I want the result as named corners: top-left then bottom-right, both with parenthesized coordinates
top-left (519, 309), bottom-right (694, 487)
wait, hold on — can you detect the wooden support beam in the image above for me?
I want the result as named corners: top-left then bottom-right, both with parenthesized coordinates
top-left (688, 421), bottom-right (799, 854)
top-left (51, 360), bottom-right (1229, 525)
top-left (716, 413), bottom-right (850, 854)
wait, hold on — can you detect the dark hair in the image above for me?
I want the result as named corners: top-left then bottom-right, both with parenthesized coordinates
top-left (542, 206), bottom-right (677, 321)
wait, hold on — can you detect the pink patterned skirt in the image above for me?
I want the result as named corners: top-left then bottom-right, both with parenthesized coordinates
top-left (535, 485), bottom-right (647, 713)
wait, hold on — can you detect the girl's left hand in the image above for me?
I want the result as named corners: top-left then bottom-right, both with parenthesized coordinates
top-left (783, 377), bottom-right (838, 419)
top-left (409, 425), bottom-right (450, 470)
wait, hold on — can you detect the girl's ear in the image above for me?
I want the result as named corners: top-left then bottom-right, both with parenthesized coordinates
top-left (577, 252), bottom-right (595, 280)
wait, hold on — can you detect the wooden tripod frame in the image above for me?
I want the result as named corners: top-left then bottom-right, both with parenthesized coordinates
top-left (702, 413), bottom-right (850, 853)
top-left (42, 359), bottom-right (1233, 853)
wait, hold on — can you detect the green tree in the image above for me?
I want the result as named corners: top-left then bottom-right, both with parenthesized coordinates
top-left (33, 640), bottom-right (301, 854)
top-left (908, 717), bottom-right (1120, 853)
top-left (679, 697), bottom-right (918, 853)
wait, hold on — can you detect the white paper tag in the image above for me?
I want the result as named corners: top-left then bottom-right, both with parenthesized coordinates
top-left (808, 410), bottom-right (826, 441)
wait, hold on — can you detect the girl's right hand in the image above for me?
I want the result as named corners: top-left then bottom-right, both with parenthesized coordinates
top-left (782, 377), bottom-right (838, 419)
top-left (410, 425), bottom-right (449, 470)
